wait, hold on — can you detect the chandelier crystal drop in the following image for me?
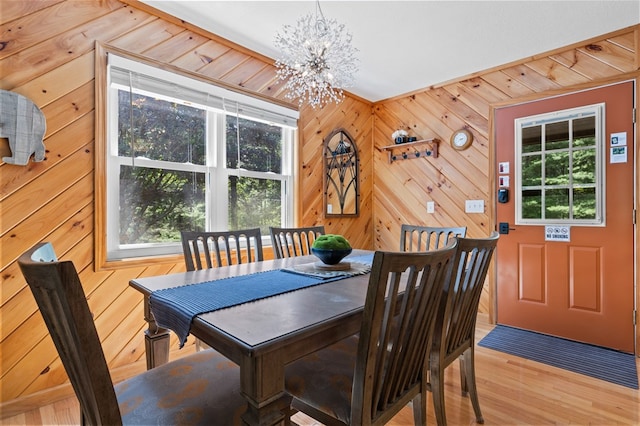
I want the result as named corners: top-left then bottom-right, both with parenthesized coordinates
top-left (274, 0), bottom-right (358, 108)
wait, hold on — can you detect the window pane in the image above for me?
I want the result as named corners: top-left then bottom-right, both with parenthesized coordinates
top-left (573, 116), bottom-right (596, 148)
top-left (106, 56), bottom-right (297, 260)
top-left (118, 91), bottom-right (206, 164)
top-left (545, 188), bottom-right (569, 219)
top-left (226, 116), bottom-right (282, 173)
top-left (522, 155), bottom-right (542, 186)
top-left (522, 189), bottom-right (542, 219)
top-left (228, 176), bottom-right (281, 235)
top-left (545, 121), bottom-right (569, 150)
top-left (573, 149), bottom-right (596, 184)
top-left (545, 151), bottom-right (569, 185)
top-left (573, 187), bottom-right (596, 219)
top-left (522, 125), bottom-right (541, 153)
top-left (119, 165), bottom-right (205, 244)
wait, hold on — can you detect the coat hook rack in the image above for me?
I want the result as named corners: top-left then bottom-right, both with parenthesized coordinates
top-left (381, 138), bottom-right (439, 163)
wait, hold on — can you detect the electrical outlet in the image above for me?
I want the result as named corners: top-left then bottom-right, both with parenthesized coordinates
top-left (426, 201), bottom-right (435, 213)
top-left (465, 199), bottom-right (484, 213)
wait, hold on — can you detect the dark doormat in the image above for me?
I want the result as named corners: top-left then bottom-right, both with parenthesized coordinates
top-left (478, 325), bottom-right (638, 389)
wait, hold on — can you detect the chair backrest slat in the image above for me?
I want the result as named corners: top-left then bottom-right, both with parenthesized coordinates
top-left (181, 229), bottom-right (264, 271)
top-left (435, 232), bottom-right (499, 363)
top-left (352, 243), bottom-right (457, 425)
top-left (18, 243), bottom-right (122, 425)
top-left (400, 224), bottom-right (467, 252)
top-left (270, 226), bottom-right (325, 259)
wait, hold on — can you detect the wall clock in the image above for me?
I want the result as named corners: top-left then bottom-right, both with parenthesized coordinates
top-left (450, 129), bottom-right (473, 150)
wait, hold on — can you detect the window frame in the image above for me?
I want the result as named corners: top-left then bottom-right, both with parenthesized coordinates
top-left (95, 45), bottom-right (299, 269)
top-left (514, 103), bottom-right (605, 226)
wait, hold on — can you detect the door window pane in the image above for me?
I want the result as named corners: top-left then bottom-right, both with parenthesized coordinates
top-left (573, 116), bottom-right (596, 147)
top-left (573, 187), bottom-right (597, 219)
top-left (544, 151), bottom-right (569, 185)
top-left (521, 155), bottom-right (542, 186)
top-left (516, 105), bottom-right (603, 225)
top-left (522, 189), bottom-right (542, 219)
top-left (545, 121), bottom-right (569, 150)
top-left (522, 125), bottom-right (542, 153)
top-left (545, 188), bottom-right (569, 219)
top-left (573, 149), bottom-right (596, 184)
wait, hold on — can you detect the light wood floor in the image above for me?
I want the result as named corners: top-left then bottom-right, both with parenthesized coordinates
top-left (2, 314), bottom-right (638, 425)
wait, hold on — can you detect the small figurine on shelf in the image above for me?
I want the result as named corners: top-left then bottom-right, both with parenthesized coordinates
top-left (392, 129), bottom-right (408, 144)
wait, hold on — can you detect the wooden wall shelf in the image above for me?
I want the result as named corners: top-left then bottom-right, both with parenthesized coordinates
top-left (381, 138), bottom-right (439, 163)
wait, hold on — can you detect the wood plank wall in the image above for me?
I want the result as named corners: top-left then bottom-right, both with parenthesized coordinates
top-left (0, 0), bottom-right (372, 407)
top-left (372, 27), bottom-right (640, 318)
top-left (0, 0), bottom-right (637, 411)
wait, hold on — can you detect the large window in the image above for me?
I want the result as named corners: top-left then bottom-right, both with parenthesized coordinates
top-left (104, 54), bottom-right (298, 260)
top-left (515, 104), bottom-right (604, 225)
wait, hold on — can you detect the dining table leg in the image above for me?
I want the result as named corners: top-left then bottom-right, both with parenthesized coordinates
top-left (142, 295), bottom-right (170, 369)
top-left (239, 351), bottom-right (292, 426)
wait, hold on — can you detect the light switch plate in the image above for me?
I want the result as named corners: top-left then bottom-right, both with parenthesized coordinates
top-left (465, 199), bottom-right (484, 213)
top-left (426, 201), bottom-right (435, 213)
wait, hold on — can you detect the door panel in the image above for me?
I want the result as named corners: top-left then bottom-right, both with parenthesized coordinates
top-left (570, 247), bottom-right (600, 311)
top-left (495, 81), bottom-right (635, 353)
top-left (519, 244), bottom-right (545, 302)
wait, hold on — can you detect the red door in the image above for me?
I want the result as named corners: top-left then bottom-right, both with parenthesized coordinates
top-left (495, 81), bottom-right (635, 353)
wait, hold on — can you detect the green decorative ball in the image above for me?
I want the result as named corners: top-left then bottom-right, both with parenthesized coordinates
top-left (311, 234), bottom-right (352, 265)
top-left (311, 234), bottom-right (351, 250)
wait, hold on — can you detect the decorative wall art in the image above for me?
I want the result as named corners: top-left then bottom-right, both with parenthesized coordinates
top-left (324, 128), bottom-right (359, 217)
top-left (0, 90), bottom-right (46, 166)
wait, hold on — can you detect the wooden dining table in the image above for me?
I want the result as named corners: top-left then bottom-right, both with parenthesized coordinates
top-left (129, 250), bottom-right (374, 426)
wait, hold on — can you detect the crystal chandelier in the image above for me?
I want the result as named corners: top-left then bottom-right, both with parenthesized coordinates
top-left (274, 0), bottom-right (358, 108)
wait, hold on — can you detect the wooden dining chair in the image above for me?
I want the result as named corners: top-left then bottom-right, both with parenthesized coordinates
top-left (269, 225), bottom-right (325, 259)
top-left (400, 224), bottom-right (467, 252)
top-left (284, 243), bottom-right (458, 425)
top-left (181, 229), bottom-right (264, 351)
top-left (17, 242), bottom-right (246, 426)
top-left (428, 231), bottom-right (499, 425)
top-left (180, 228), bottom-right (264, 270)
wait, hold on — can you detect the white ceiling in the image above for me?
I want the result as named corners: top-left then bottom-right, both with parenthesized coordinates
top-left (142, 0), bottom-right (640, 102)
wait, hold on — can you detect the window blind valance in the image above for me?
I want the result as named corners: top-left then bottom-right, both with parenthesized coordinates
top-left (108, 53), bottom-right (299, 128)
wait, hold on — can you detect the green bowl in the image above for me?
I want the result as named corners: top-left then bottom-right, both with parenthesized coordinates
top-left (311, 247), bottom-right (352, 265)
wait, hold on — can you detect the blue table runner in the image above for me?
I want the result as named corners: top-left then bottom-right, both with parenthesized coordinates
top-left (150, 254), bottom-right (374, 347)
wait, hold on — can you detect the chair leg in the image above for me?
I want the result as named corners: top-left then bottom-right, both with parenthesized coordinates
top-left (284, 406), bottom-right (298, 426)
top-left (458, 355), bottom-right (468, 396)
top-left (412, 383), bottom-right (427, 426)
top-left (195, 338), bottom-right (210, 351)
top-left (430, 360), bottom-right (447, 426)
top-left (461, 347), bottom-right (484, 424)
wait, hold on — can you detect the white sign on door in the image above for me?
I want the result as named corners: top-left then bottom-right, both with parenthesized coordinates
top-left (544, 225), bottom-right (570, 242)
